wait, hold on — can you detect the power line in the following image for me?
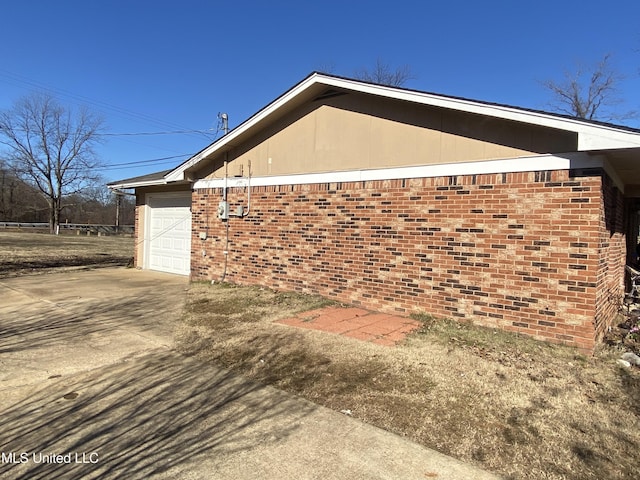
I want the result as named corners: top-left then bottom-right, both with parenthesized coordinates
top-left (17, 154), bottom-right (192, 173)
top-left (0, 70), bottom-right (225, 177)
top-left (100, 129), bottom-right (216, 137)
top-left (51, 154), bottom-right (192, 171)
top-left (0, 69), bottom-right (218, 141)
top-left (0, 124), bottom-right (217, 139)
top-left (67, 157), bottom-right (188, 173)
top-left (105, 154), bottom-right (192, 167)
top-left (97, 160), bottom-right (183, 171)
top-left (1, 122), bottom-right (222, 141)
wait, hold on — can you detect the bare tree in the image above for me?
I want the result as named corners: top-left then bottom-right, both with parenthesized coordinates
top-left (542, 54), bottom-right (635, 122)
top-left (0, 163), bottom-right (49, 222)
top-left (354, 59), bottom-right (414, 87)
top-left (0, 93), bottom-right (104, 233)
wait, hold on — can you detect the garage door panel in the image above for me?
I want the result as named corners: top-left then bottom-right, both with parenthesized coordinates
top-left (146, 193), bottom-right (192, 276)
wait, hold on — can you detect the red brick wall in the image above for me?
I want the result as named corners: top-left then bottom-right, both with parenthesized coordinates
top-left (191, 168), bottom-right (624, 352)
top-left (594, 173), bottom-right (626, 341)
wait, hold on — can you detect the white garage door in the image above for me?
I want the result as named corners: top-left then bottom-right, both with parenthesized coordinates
top-left (145, 193), bottom-right (192, 276)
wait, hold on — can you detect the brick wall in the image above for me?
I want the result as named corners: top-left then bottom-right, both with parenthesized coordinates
top-left (594, 173), bottom-right (626, 341)
top-left (191, 168), bottom-right (625, 352)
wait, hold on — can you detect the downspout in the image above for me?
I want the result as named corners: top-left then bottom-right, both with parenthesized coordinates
top-left (220, 221), bottom-right (230, 283)
top-left (223, 159), bottom-right (228, 203)
top-left (220, 158), bottom-right (229, 282)
top-left (242, 159), bottom-right (252, 217)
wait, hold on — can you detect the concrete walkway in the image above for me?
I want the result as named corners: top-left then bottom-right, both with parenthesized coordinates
top-left (0, 268), bottom-right (501, 480)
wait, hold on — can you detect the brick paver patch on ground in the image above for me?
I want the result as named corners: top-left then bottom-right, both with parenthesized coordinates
top-left (278, 307), bottom-right (422, 346)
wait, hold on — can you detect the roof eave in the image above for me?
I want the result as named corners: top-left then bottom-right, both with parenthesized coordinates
top-left (107, 178), bottom-right (168, 190)
top-left (317, 76), bottom-right (640, 149)
top-left (163, 72), bottom-right (640, 181)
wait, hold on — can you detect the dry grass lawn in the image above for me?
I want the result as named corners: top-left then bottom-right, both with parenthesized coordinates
top-left (177, 282), bottom-right (640, 480)
top-left (4, 231), bottom-right (638, 478)
top-left (0, 231), bottom-right (133, 277)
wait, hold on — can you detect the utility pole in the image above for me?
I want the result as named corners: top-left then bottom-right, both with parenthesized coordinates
top-left (219, 113), bottom-right (229, 135)
top-left (115, 193), bottom-right (120, 233)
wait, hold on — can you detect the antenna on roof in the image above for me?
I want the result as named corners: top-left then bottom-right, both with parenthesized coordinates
top-left (218, 112), bottom-right (229, 135)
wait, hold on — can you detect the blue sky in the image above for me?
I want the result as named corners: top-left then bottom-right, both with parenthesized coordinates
top-left (1, 0), bottom-right (639, 183)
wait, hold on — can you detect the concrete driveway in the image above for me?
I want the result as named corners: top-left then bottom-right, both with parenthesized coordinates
top-left (0, 268), bottom-right (186, 400)
top-left (0, 268), bottom-right (500, 480)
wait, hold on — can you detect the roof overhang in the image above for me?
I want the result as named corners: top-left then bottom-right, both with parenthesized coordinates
top-left (110, 72), bottom-right (640, 189)
top-left (108, 178), bottom-right (168, 190)
top-left (165, 73), bottom-right (640, 183)
top-left (106, 169), bottom-right (190, 191)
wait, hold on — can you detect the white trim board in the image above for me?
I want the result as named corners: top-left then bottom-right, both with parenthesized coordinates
top-left (110, 179), bottom-right (167, 190)
top-left (193, 154), bottom-right (620, 192)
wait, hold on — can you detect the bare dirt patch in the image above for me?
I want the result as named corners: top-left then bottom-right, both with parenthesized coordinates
top-left (177, 282), bottom-right (640, 480)
top-left (0, 231), bottom-right (134, 277)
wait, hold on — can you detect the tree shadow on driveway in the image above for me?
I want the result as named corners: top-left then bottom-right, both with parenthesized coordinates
top-left (0, 292), bottom-right (179, 355)
top-left (0, 350), bottom-right (316, 479)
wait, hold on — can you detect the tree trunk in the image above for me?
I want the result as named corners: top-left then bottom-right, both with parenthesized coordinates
top-left (47, 197), bottom-right (60, 234)
top-left (48, 206), bottom-right (55, 234)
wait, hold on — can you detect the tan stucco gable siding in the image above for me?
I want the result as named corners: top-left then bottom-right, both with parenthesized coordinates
top-left (200, 93), bottom-right (577, 179)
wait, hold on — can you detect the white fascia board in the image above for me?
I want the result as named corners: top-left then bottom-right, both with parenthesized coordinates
top-left (107, 179), bottom-right (167, 190)
top-left (577, 129), bottom-right (640, 150)
top-left (194, 153), bottom-right (612, 190)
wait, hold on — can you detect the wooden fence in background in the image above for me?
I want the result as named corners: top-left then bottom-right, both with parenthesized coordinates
top-left (0, 222), bottom-right (134, 235)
